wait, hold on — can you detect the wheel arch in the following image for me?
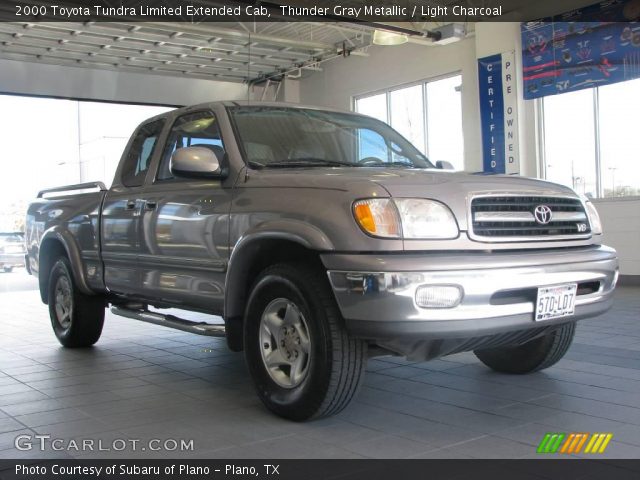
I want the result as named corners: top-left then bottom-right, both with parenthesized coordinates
top-left (224, 225), bottom-right (333, 351)
top-left (38, 228), bottom-right (94, 303)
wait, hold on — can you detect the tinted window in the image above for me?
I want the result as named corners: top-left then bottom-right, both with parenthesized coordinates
top-left (157, 111), bottom-right (225, 181)
top-left (121, 119), bottom-right (165, 187)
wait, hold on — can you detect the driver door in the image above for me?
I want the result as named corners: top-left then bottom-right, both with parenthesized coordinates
top-left (136, 110), bottom-right (231, 313)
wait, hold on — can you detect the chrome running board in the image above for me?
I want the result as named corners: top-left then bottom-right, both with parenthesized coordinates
top-left (110, 306), bottom-right (226, 337)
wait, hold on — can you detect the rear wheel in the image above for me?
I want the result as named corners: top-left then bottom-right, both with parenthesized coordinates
top-left (47, 256), bottom-right (105, 347)
top-left (244, 263), bottom-right (366, 421)
top-left (3, 266), bottom-right (12, 273)
top-left (474, 323), bottom-right (576, 374)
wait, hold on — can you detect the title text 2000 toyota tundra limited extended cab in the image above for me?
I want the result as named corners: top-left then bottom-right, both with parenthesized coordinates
top-left (26, 103), bottom-right (618, 420)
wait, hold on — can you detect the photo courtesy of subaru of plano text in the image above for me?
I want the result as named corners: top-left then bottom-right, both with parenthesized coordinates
top-left (26, 103), bottom-right (618, 421)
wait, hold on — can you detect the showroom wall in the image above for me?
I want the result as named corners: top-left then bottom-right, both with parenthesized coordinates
top-left (298, 24), bottom-right (640, 277)
top-left (0, 58), bottom-right (247, 105)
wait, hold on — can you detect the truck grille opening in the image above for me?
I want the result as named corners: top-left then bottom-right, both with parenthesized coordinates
top-left (490, 280), bottom-right (602, 306)
top-left (471, 196), bottom-right (590, 239)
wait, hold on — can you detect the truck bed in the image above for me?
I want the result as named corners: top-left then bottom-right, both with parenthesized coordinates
top-left (26, 183), bottom-right (108, 297)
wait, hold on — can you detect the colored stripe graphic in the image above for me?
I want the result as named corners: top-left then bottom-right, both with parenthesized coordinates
top-left (585, 433), bottom-right (614, 454)
top-left (537, 433), bottom-right (553, 453)
top-left (573, 433), bottom-right (589, 453)
top-left (560, 433), bottom-right (586, 454)
top-left (537, 433), bottom-right (565, 453)
top-left (537, 433), bottom-right (613, 454)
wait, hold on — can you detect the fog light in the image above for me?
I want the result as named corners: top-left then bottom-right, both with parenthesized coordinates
top-left (415, 285), bottom-right (463, 308)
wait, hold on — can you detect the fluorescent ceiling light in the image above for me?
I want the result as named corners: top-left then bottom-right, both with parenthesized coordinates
top-left (372, 30), bottom-right (408, 46)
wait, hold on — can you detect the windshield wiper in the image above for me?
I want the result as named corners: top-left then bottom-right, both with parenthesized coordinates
top-left (264, 158), bottom-right (353, 168)
top-left (363, 160), bottom-right (415, 168)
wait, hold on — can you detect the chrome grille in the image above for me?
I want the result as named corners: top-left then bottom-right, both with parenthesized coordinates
top-left (471, 196), bottom-right (590, 239)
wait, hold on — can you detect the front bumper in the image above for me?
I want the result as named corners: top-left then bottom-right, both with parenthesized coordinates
top-left (323, 245), bottom-right (618, 342)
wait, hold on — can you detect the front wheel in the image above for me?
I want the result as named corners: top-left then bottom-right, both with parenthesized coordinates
top-left (244, 263), bottom-right (367, 421)
top-left (48, 257), bottom-right (105, 347)
top-left (474, 323), bottom-right (576, 374)
top-left (3, 266), bottom-right (12, 273)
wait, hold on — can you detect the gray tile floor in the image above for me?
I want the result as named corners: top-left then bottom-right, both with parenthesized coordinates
top-left (0, 270), bottom-right (639, 459)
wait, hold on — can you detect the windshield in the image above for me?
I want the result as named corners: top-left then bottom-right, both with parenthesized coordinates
top-left (229, 106), bottom-right (433, 169)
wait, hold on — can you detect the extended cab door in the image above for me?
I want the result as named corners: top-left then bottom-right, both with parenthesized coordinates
top-left (135, 110), bottom-right (232, 313)
top-left (101, 118), bottom-right (165, 296)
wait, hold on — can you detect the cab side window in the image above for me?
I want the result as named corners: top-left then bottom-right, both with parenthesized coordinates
top-left (157, 111), bottom-right (225, 181)
top-left (121, 119), bottom-right (165, 187)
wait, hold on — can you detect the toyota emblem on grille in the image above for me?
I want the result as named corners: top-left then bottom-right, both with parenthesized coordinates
top-left (534, 205), bottom-right (553, 224)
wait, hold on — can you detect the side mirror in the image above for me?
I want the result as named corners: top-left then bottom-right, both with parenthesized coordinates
top-left (436, 160), bottom-right (455, 170)
top-left (170, 146), bottom-right (225, 179)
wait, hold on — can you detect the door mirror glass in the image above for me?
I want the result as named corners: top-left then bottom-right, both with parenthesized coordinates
top-left (170, 146), bottom-right (223, 178)
top-left (436, 160), bottom-right (455, 170)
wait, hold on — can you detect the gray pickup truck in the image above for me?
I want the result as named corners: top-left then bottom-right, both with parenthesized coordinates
top-left (26, 102), bottom-right (618, 420)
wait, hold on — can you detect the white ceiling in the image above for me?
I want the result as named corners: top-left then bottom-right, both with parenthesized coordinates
top-left (0, 21), bottom-right (376, 83)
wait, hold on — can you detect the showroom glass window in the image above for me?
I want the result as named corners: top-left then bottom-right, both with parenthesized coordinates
top-left (541, 77), bottom-right (640, 198)
top-left (354, 74), bottom-right (464, 169)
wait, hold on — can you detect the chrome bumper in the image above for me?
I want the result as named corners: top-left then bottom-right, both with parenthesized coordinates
top-left (323, 245), bottom-right (618, 340)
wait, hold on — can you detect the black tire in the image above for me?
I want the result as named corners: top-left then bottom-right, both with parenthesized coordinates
top-left (47, 256), bottom-right (105, 347)
top-left (474, 323), bottom-right (576, 374)
top-left (243, 263), bottom-right (367, 421)
top-left (3, 266), bottom-right (12, 273)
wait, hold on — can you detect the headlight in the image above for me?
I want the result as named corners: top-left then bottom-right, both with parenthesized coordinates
top-left (584, 200), bottom-right (602, 235)
top-left (394, 199), bottom-right (459, 239)
top-left (353, 198), bottom-right (458, 239)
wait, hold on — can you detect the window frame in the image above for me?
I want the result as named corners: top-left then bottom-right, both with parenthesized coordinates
top-left (538, 82), bottom-right (640, 201)
top-left (352, 71), bottom-right (463, 161)
top-left (153, 109), bottom-right (226, 184)
top-left (120, 118), bottom-right (166, 188)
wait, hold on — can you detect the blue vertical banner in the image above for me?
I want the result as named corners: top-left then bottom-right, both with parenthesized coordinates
top-left (478, 52), bottom-right (520, 174)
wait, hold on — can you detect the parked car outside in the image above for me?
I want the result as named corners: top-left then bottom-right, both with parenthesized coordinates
top-left (0, 232), bottom-right (26, 272)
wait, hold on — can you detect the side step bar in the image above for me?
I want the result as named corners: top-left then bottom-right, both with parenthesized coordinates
top-left (110, 306), bottom-right (226, 337)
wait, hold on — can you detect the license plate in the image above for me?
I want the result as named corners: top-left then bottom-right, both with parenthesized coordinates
top-left (535, 283), bottom-right (577, 321)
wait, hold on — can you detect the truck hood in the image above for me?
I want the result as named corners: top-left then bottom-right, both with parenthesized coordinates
top-left (247, 167), bottom-right (578, 231)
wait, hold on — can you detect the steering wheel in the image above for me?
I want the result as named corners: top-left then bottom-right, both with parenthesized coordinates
top-left (358, 157), bottom-right (385, 166)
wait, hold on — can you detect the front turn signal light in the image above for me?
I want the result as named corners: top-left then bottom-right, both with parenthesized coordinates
top-left (353, 199), bottom-right (401, 238)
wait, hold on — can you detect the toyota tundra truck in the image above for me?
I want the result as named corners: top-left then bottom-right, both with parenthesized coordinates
top-left (25, 102), bottom-right (618, 420)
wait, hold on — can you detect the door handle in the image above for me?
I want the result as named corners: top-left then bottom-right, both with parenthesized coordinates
top-left (125, 200), bottom-right (136, 210)
top-left (144, 200), bottom-right (157, 210)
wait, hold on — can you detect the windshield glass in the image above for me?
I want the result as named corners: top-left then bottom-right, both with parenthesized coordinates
top-left (229, 106), bottom-right (433, 169)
